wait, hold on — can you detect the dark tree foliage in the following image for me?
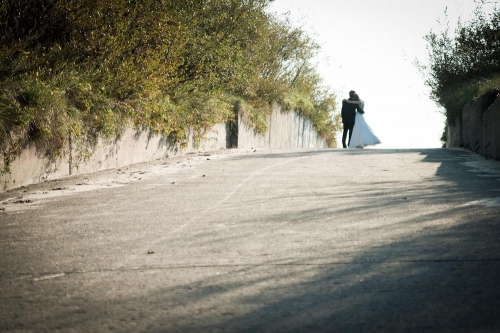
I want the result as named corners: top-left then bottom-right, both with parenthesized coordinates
top-left (422, 6), bottom-right (500, 123)
top-left (0, 0), bottom-right (340, 170)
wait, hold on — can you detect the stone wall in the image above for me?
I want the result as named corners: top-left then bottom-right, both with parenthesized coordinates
top-left (447, 97), bottom-right (500, 160)
top-left (1, 104), bottom-right (328, 191)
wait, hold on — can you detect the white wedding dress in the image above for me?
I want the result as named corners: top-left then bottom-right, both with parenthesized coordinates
top-left (348, 100), bottom-right (381, 148)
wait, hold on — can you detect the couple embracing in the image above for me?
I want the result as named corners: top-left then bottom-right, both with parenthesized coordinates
top-left (341, 90), bottom-right (381, 149)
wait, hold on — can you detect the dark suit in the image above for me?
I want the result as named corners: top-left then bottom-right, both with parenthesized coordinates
top-left (341, 99), bottom-right (363, 148)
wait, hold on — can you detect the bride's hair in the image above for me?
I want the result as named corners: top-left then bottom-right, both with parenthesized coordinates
top-left (353, 93), bottom-right (360, 101)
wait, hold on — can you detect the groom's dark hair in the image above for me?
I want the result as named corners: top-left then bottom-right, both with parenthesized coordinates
top-left (349, 90), bottom-right (356, 98)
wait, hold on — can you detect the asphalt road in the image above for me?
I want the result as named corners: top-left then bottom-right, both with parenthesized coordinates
top-left (1, 148), bottom-right (500, 333)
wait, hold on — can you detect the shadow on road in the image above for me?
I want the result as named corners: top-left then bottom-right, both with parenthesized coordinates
top-left (7, 148), bottom-right (500, 332)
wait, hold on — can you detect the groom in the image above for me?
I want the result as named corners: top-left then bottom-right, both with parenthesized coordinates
top-left (341, 90), bottom-right (362, 148)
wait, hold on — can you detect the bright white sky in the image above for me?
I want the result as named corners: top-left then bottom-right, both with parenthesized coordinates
top-left (268, 0), bottom-right (496, 148)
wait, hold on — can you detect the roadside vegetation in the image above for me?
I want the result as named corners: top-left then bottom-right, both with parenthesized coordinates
top-left (420, 4), bottom-right (500, 133)
top-left (0, 0), bottom-right (341, 172)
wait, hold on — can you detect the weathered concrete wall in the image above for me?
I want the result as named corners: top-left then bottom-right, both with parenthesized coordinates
top-left (69, 124), bottom-right (229, 175)
top-left (446, 117), bottom-right (462, 148)
top-left (447, 97), bottom-right (500, 160)
top-left (481, 98), bottom-right (500, 159)
top-left (2, 105), bottom-right (328, 191)
top-left (237, 104), bottom-right (327, 150)
top-left (1, 123), bottom-right (228, 192)
top-left (462, 100), bottom-right (483, 153)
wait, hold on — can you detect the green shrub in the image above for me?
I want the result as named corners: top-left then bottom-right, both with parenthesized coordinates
top-left (475, 74), bottom-right (500, 112)
top-left (0, 0), bottom-right (341, 172)
top-left (422, 6), bottom-right (500, 124)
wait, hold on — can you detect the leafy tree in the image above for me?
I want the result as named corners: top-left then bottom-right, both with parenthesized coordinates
top-left (0, 0), bottom-right (340, 171)
top-left (421, 5), bottom-right (500, 123)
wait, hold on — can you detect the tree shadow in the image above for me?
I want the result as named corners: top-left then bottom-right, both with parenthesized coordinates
top-left (21, 206), bottom-right (499, 332)
top-left (6, 148), bottom-right (500, 332)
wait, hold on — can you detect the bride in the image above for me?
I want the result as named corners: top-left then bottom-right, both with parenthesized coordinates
top-left (343, 93), bottom-right (381, 148)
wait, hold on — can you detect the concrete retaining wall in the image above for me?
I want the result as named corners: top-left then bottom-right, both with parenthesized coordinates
top-left (1, 123), bottom-right (228, 192)
top-left (447, 97), bottom-right (500, 160)
top-left (446, 117), bottom-right (462, 148)
top-left (237, 103), bottom-right (327, 150)
top-left (2, 105), bottom-right (327, 191)
top-left (482, 98), bottom-right (500, 159)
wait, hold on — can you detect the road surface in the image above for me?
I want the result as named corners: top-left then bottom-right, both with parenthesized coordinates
top-left (1, 148), bottom-right (500, 332)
